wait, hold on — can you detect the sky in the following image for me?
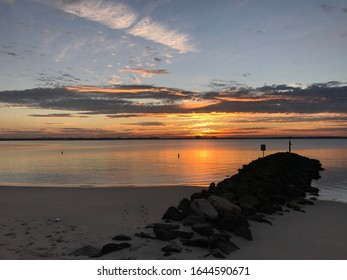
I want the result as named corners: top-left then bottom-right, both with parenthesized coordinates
top-left (0, 0), bottom-right (347, 138)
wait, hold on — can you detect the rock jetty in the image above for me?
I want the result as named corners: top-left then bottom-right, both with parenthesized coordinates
top-left (144, 152), bottom-right (324, 258)
top-left (74, 152), bottom-right (324, 259)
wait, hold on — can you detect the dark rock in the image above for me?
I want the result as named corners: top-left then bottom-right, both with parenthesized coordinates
top-left (309, 192), bottom-right (319, 197)
top-left (286, 203), bottom-right (301, 211)
top-left (100, 243), bottom-right (131, 256)
top-left (177, 198), bottom-right (192, 217)
top-left (247, 214), bottom-right (272, 225)
top-left (209, 233), bottom-right (239, 254)
top-left (170, 230), bottom-right (194, 239)
top-left (239, 195), bottom-right (260, 208)
top-left (163, 252), bottom-right (172, 257)
top-left (112, 234), bottom-right (132, 241)
top-left (135, 232), bottom-right (156, 239)
top-left (296, 198), bottom-right (314, 205)
top-left (258, 202), bottom-right (276, 214)
top-left (310, 197), bottom-right (317, 200)
top-left (191, 192), bottom-right (204, 200)
top-left (147, 223), bottom-right (180, 231)
top-left (215, 178), bottom-right (237, 192)
top-left (209, 182), bottom-right (216, 192)
top-left (181, 239), bottom-right (209, 248)
top-left (215, 153), bottom-right (322, 200)
top-left (212, 251), bottom-right (226, 258)
top-left (71, 245), bottom-right (100, 257)
top-left (161, 244), bottom-right (182, 253)
top-left (182, 213), bottom-right (206, 226)
top-left (201, 189), bottom-right (210, 197)
top-left (209, 233), bottom-right (231, 242)
top-left (218, 192), bottom-right (238, 203)
top-left (233, 225), bottom-right (252, 241)
top-left (218, 214), bottom-right (249, 232)
top-left (192, 223), bottom-right (214, 236)
top-left (270, 195), bottom-right (288, 205)
top-left (162, 206), bottom-right (182, 221)
top-left (219, 240), bottom-right (239, 255)
top-left (154, 229), bottom-right (177, 241)
top-left (239, 204), bottom-right (257, 216)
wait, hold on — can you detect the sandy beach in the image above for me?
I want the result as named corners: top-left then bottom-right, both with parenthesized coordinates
top-left (0, 185), bottom-right (346, 260)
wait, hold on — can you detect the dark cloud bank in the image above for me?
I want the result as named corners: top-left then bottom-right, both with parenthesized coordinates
top-left (0, 82), bottom-right (346, 115)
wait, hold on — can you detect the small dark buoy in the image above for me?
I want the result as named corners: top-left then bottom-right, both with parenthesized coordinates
top-left (178, 153), bottom-right (180, 159)
top-left (61, 150), bottom-right (64, 155)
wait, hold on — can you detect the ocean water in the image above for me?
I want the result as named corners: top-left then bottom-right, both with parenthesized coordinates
top-left (0, 139), bottom-right (346, 202)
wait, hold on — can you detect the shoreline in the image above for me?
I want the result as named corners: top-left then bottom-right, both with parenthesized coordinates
top-left (2, 183), bottom-right (345, 205)
top-left (0, 184), bottom-right (207, 189)
top-left (1, 185), bottom-right (347, 260)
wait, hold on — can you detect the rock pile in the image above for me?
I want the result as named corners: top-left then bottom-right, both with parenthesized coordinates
top-left (143, 152), bottom-right (324, 258)
top-left (72, 152), bottom-right (324, 259)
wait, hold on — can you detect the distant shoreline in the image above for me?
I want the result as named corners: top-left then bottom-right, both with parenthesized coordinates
top-left (1, 136), bottom-right (346, 141)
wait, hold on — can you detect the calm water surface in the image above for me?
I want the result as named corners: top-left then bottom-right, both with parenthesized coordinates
top-left (0, 139), bottom-right (346, 202)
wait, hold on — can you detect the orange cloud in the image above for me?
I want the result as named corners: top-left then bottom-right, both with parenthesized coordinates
top-left (66, 86), bottom-right (141, 94)
top-left (119, 68), bottom-right (169, 77)
top-left (179, 99), bottom-right (220, 109)
top-left (66, 85), bottom-right (188, 97)
top-left (216, 95), bottom-right (302, 102)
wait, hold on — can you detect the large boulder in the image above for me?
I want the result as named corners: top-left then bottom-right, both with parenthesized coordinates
top-left (154, 229), bottom-right (177, 241)
top-left (207, 195), bottom-right (241, 217)
top-left (71, 245), bottom-right (100, 258)
top-left (182, 213), bottom-right (206, 226)
top-left (192, 223), bottom-right (214, 236)
top-left (218, 213), bottom-right (249, 232)
top-left (162, 206), bottom-right (182, 221)
top-left (233, 225), bottom-right (252, 241)
top-left (177, 198), bottom-right (192, 217)
top-left (98, 243), bottom-right (131, 256)
top-left (239, 195), bottom-right (260, 209)
top-left (209, 234), bottom-right (239, 255)
top-left (190, 199), bottom-right (218, 221)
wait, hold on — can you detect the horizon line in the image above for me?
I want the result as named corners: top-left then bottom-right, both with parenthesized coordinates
top-left (1, 136), bottom-right (346, 141)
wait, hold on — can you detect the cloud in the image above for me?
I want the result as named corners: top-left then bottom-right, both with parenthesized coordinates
top-left (29, 113), bottom-right (88, 118)
top-left (3, 51), bottom-right (18, 56)
top-left (29, 113), bottom-right (73, 117)
top-left (179, 99), bottom-right (221, 110)
top-left (36, 71), bottom-right (81, 87)
top-left (0, 127), bottom-right (128, 138)
top-left (342, 8), bottom-right (347, 13)
top-left (106, 114), bottom-right (141, 118)
top-left (1, 82), bottom-right (346, 116)
top-left (119, 68), bottom-right (169, 77)
top-left (319, 4), bottom-right (336, 12)
top-left (128, 122), bottom-right (165, 126)
top-left (2, 0), bottom-right (15, 4)
top-left (127, 17), bottom-right (195, 53)
top-left (54, 1), bottom-right (195, 53)
top-left (132, 76), bottom-right (142, 83)
top-left (58, 0), bottom-right (138, 29)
